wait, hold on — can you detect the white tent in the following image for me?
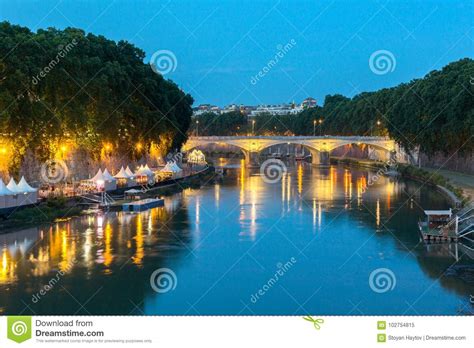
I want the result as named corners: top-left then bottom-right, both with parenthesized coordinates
top-left (91, 169), bottom-right (104, 182)
top-left (6, 178), bottom-right (23, 207)
top-left (89, 169), bottom-right (116, 191)
top-left (0, 179), bottom-right (15, 209)
top-left (135, 164), bottom-right (155, 184)
top-left (188, 149), bottom-right (206, 165)
top-left (161, 161), bottom-right (182, 173)
top-left (114, 167), bottom-right (128, 179)
top-left (17, 176), bottom-right (38, 205)
top-left (102, 169), bottom-right (117, 182)
top-left (171, 162), bottom-right (182, 173)
top-left (114, 166), bottom-right (136, 188)
top-left (125, 166), bottom-right (135, 178)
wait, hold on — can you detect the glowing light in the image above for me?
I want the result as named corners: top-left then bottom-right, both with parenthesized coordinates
top-left (297, 164), bottom-right (303, 195)
top-left (376, 199), bottom-right (380, 227)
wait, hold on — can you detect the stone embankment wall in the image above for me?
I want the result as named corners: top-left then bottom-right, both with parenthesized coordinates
top-left (8, 149), bottom-right (162, 186)
top-left (419, 152), bottom-right (474, 175)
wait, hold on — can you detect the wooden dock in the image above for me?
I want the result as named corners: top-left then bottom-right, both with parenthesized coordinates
top-left (418, 205), bottom-right (474, 243)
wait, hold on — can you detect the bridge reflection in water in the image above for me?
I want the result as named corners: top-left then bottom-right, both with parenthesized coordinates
top-left (0, 161), bottom-right (472, 315)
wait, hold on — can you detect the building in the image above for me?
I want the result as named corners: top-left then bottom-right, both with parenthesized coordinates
top-left (192, 104), bottom-right (221, 116)
top-left (249, 103), bottom-right (302, 117)
top-left (301, 97), bottom-right (317, 109)
top-left (192, 98), bottom-right (316, 117)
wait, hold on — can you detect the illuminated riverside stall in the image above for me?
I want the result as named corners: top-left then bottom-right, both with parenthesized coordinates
top-left (135, 165), bottom-right (155, 185)
top-left (81, 169), bottom-right (117, 192)
top-left (187, 149), bottom-right (206, 165)
top-left (159, 161), bottom-right (183, 180)
top-left (114, 166), bottom-right (136, 188)
top-left (0, 177), bottom-right (38, 210)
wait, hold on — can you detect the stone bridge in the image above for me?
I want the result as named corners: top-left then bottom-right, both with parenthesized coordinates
top-left (182, 136), bottom-right (398, 166)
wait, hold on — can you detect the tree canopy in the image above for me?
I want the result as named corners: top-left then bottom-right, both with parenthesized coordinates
top-left (0, 21), bottom-right (193, 170)
top-left (193, 58), bottom-right (474, 156)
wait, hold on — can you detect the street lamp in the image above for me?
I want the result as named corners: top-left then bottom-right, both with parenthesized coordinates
top-left (252, 120), bottom-right (256, 135)
top-left (196, 120), bottom-right (199, 137)
top-left (375, 120), bottom-right (382, 136)
top-left (319, 119), bottom-right (323, 136)
top-left (60, 145), bottom-right (67, 159)
top-left (313, 120), bottom-right (317, 136)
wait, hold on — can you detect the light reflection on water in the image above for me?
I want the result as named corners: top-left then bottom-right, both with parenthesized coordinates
top-left (0, 161), bottom-right (473, 315)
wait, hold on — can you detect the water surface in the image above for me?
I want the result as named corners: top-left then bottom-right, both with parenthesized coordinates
top-left (0, 162), bottom-right (473, 315)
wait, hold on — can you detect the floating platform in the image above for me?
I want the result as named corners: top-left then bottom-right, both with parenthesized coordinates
top-left (418, 206), bottom-right (474, 243)
top-left (122, 198), bottom-right (164, 212)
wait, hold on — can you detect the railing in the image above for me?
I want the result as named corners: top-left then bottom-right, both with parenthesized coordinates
top-left (457, 203), bottom-right (474, 219)
top-left (439, 217), bottom-right (458, 237)
top-left (188, 135), bottom-right (391, 140)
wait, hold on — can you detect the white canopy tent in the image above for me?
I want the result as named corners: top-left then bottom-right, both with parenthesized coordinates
top-left (161, 161), bottom-right (182, 173)
top-left (87, 169), bottom-right (117, 191)
top-left (0, 179), bottom-right (15, 209)
top-left (114, 166), bottom-right (136, 188)
top-left (125, 166), bottom-right (135, 178)
top-left (187, 149), bottom-right (206, 165)
top-left (160, 161), bottom-right (183, 180)
top-left (135, 164), bottom-right (155, 184)
top-left (171, 162), bottom-right (182, 173)
top-left (6, 178), bottom-right (23, 207)
top-left (102, 169), bottom-right (117, 183)
top-left (16, 176), bottom-right (38, 205)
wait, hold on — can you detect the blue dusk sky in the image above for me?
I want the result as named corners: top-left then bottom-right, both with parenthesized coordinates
top-left (1, 0), bottom-right (473, 106)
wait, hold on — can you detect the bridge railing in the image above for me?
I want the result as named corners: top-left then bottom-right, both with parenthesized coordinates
top-left (187, 135), bottom-right (391, 140)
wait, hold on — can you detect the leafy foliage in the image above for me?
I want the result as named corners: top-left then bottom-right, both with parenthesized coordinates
top-left (0, 21), bottom-right (193, 168)
top-left (193, 59), bottom-right (474, 155)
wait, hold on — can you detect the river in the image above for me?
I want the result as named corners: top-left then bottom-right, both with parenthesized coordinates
top-left (0, 160), bottom-right (473, 315)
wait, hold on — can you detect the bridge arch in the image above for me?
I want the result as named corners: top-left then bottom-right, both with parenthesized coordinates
top-left (328, 141), bottom-right (395, 162)
top-left (257, 141), bottom-right (323, 164)
top-left (182, 139), bottom-right (251, 163)
top-left (327, 141), bottom-right (393, 153)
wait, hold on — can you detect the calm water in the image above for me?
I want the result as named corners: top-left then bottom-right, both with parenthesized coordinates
top-left (0, 162), bottom-right (473, 315)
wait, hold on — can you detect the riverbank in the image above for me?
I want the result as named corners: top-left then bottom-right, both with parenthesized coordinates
top-left (0, 167), bottom-right (214, 233)
top-left (331, 157), bottom-right (469, 207)
top-left (421, 168), bottom-right (474, 202)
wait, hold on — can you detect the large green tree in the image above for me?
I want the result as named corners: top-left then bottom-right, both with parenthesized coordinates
top-left (195, 58), bottom-right (473, 155)
top-left (0, 21), bottom-right (193, 169)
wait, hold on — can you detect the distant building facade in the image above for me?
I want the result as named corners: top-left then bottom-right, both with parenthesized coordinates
top-left (192, 97), bottom-right (316, 117)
